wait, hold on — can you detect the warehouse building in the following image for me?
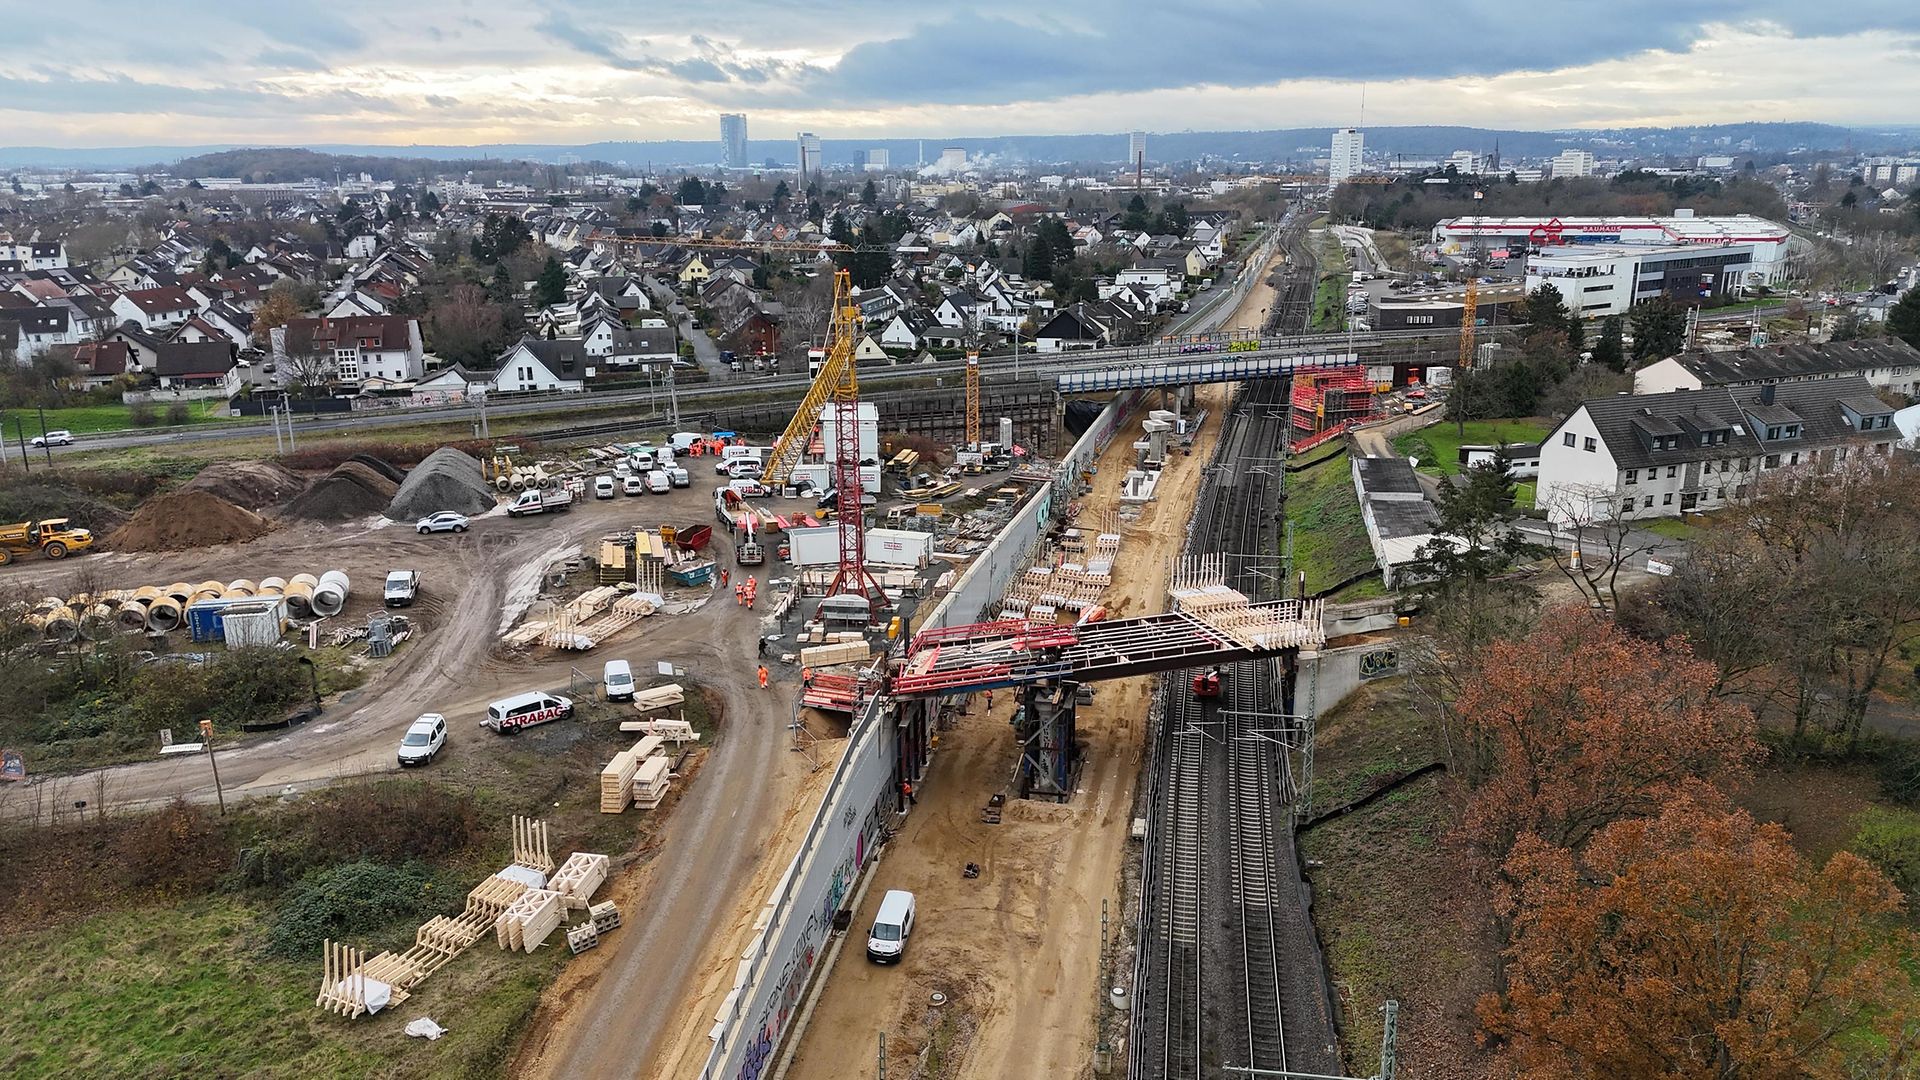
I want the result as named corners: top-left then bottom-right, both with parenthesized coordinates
top-left (1431, 211), bottom-right (1788, 281)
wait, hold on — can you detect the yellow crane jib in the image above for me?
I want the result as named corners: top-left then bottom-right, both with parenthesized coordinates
top-left (765, 269), bottom-right (860, 489)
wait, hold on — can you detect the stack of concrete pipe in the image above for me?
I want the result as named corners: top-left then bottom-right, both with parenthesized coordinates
top-left (311, 571), bottom-right (350, 617)
top-left (20, 568), bottom-right (350, 638)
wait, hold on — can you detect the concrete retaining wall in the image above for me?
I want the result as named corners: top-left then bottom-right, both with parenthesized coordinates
top-left (1299, 638), bottom-right (1407, 721)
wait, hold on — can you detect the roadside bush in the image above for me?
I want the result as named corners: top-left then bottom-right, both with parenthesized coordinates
top-left (1849, 806), bottom-right (1920, 897)
top-left (122, 648), bottom-right (315, 738)
top-left (164, 402), bottom-right (190, 425)
top-left (266, 860), bottom-right (451, 959)
top-left (232, 782), bottom-right (480, 889)
top-left (129, 400), bottom-right (159, 427)
top-left (1876, 738), bottom-right (1920, 807)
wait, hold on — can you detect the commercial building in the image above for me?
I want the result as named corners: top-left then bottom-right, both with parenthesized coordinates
top-left (1329, 127), bottom-right (1364, 187)
top-left (1433, 212), bottom-right (1790, 280)
top-left (865, 148), bottom-right (889, 171)
top-left (938, 146), bottom-right (968, 172)
top-left (796, 132), bottom-right (822, 180)
top-left (1534, 376), bottom-right (1900, 524)
top-left (1128, 131), bottom-right (1147, 167)
top-left (720, 114), bottom-right (748, 169)
top-left (1550, 149), bottom-right (1596, 177)
top-left (1524, 242), bottom-right (1760, 316)
top-left (1864, 158), bottom-right (1920, 186)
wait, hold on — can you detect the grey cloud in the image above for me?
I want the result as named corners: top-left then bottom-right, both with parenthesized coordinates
top-left (0, 72), bottom-right (381, 118)
top-left (253, 48), bottom-right (327, 72)
top-left (425, 95), bottom-right (459, 108)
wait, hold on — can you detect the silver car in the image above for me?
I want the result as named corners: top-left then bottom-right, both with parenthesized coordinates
top-left (415, 511), bottom-right (470, 534)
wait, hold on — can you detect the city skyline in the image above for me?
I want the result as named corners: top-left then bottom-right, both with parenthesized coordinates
top-left (1, 2), bottom-right (1917, 147)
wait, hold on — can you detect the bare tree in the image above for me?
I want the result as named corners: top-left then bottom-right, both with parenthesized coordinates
top-left (1538, 483), bottom-right (1659, 613)
top-left (278, 342), bottom-right (335, 395)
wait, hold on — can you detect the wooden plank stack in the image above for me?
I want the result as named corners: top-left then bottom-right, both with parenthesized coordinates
top-left (632, 755), bottom-right (672, 810)
top-left (600, 748), bottom-right (640, 813)
top-left (631, 683), bottom-right (685, 711)
top-left (549, 852), bottom-right (611, 911)
top-left (618, 716), bottom-right (700, 743)
top-left (494, 887), bottom-right (566, 952)
top-left (801, 640), bottom-right (870, 667)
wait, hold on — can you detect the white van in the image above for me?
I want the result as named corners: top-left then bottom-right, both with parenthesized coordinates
top-left (630, 449), bottom-right (656, 472)
top-left (646, 469), bottom-right (671, 494)
top-left (655, 447), bottom-right (676, 469)
top-left (866, 889), bottom-right (916, 964)
top-left (714, 445), bottom-right (764, 474)
top-left (726, 477), bottom-right (767, 499)
top-left (669, 432), bottom-right (702, 453)
top-left (602, 660), bottom-right (634, 702)
top-left (594, 475), bottom-right (616, 499)
top-left (623, 474), bottom-right (644, 496)
top-left (482, 690), bottom-right (574, 733)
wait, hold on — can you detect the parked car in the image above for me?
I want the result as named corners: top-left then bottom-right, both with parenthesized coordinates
top-left (397, 713), bottom-right (447, 766)
top-left (416, 511), bottom-right (470, 534)
top-left (623, 474), bottom-right (645, 496)
top-left (482, 690), bottom-right (574, 733)
top-left (595, 475), bottom-right (616, 499)
top-left (866, 889), bottom-right (917, 964)
top-left (383, 569), bottom-right (421, 607)
top-left (30, 430), bottom-right (73, 447)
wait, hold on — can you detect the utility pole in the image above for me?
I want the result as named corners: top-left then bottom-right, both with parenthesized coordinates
top-left (269, 405), bottom-right (284, 453)
top-left (36, 405), bottom-right (51, 466)
top-left (14, 416), bottom-right (30, 473)
top-left (281, 392), bottom-right (297, 451)
top-left (199, 718), bottom-right (226, 815)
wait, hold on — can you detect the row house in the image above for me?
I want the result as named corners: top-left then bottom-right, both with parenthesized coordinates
top-left (1535, 376), bottom-right (1903, 524)
top-left (272, 315), bottom-right (426, 386)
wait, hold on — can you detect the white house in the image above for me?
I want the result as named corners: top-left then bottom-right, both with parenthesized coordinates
top-left (492, 338), bottom-right (586, 392)
top-left (1632, 339), bottom-right (1920, 398)
top-left (326, 289), bottom-right (390, 318)
top-left (274, 315), bottom-right (426, 386)
top-left (1115, 266), bottom-right (1178, 307)
top-left (410, 364), bottom-right (482, 405)
top-left (1535, 377), bottom-right (1902, 524)
top-left (111, 286), bottom-right (199, 331)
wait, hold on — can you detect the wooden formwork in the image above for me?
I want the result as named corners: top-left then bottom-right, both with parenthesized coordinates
top-left (316, 940), bottom-right (411, 1018)
top-left (512, 815), bottom-right (555, 874)
top-left (549, 852), bottom-right (611, 911)
top-left (494, 887), bottom-right (566, 953)
top-left (632, 755), bottom-right (672, 810)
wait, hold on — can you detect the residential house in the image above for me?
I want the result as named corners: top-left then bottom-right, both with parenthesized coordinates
top-left (409, 364), bottom-right (482, 406)
top-left (934, 291), bottom-right (983, 330)
top-left (1633, 339), bottom-right (1920, 398)
top-left (854, 334), bottom-right (889, 364)
top-left (674, 252), bottom-right (713, 285)
top-left (1035, 305), bottom-right (1111, 352)
top-left (602, 325), bottom-right (678, 370)
top-left (9, 305), bottom-right (81, 360)
top-left (1181, 247), bottom-right (1212, 280)
top-left (1114, 265), bottom-right (1178, 307)
top-left (149, 341), bottom-right (239, 398)
top-left (70, 341), bottom-right (130, 388)
top-left (274, 315), bottom-right (427, 386)
top-left (1352, 456), bottom-right (1446, 587)
top-left (491, 338), bottom-right (587, 392)
top-left (326, 288), bottom-right (390, 318)
top-left (878, 311), bottom-right (931, 351)
top-left (111, 286), bottom-right (200, 331)
top-left (1534, 376), bottom-right (1902, 524)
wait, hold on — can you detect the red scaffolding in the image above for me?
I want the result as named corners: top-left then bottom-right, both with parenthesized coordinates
top-left (1288, 366), bottom-right (1377, 452)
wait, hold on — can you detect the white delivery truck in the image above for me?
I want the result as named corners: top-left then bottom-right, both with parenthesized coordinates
top-left (866, 889), bottom-right (916, 964)
top-left (507, 488), bottom-right (575, 516)
top-left (594, 475), bottom-right (616, 499)
top-left (602, 660), bottom-right (634, 702)
top-left (714, 445), bottom-right (766, 474)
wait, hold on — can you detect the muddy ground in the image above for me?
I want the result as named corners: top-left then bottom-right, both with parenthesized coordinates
top-left (781, 381), bottom-right (1230, 1080)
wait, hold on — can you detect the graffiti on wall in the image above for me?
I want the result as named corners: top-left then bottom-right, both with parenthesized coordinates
top-left (1358, 647), bottom-right (1399, 680)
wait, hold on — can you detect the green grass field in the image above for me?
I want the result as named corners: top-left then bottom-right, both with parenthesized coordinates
top-left (1392, 418), bottom-right (1552, 476)
top-left (1285, 449), bottom-right (1382, 597)
top-left (0, 897), bottom-right (558, 1079)
top-left (1, 401), bottom-right (238, 437)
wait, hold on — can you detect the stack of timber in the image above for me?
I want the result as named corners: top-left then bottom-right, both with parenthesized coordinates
top-left (632, 755), bottom-right (672, 810)
top-left (618, 715), bottom-right (701, 743)
top-left (600, 749), bottom-right (640, 813)
top-left (800, 640), bottom-right (871, 668)
top-left (630, 683), bottom-right (685, 711)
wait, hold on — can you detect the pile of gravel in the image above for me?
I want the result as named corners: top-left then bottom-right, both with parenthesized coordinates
top-left (385, 447), bottom-right (496, 521)
top-left (282, 461), bottom-right (401, 521)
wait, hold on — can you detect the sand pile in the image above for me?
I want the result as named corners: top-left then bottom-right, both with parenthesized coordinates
top-left (348, 454), bottom-right (405, 485)
top-left (181, 461), bottom-right (306, 511)
top-left (385, 447), bottom-right (496, 521)
top-left (282, 460), bottom-right (402, 521)
top-left (109, 489), bottom-right (273, 551)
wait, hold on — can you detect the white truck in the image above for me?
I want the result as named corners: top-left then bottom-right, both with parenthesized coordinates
top-left (507, 488), bottom-right (575, 517)
top-left (383, 569), bottom-right (421, 608)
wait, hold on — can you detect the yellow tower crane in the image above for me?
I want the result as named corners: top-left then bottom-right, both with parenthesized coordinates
top-left (765, 268), bottom-right (861, 489)
top-left (1459, 276), bottom-right (1479, 372)
top-left (965, 353), bottom-right (982, 449)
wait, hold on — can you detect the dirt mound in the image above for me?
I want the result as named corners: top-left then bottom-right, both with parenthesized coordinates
top-left (347, 454), bottom-right (405, 485)
top-left (0, 478), bottom-right (130, 534)
top-left (109, 489), bottom-right (273, 551)
top-left (385, 447), bottom-right (496, 521)
top-left (281, 461), bottom-right (401, 521)
top-left (181, 461), bottom-right (306, 510)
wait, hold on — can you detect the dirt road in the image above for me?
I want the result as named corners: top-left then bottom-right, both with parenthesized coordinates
top-left (783, 383), bottom-right (1231, 1080)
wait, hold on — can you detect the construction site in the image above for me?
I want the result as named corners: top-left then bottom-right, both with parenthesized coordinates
top-left (0, 210), bottom-right (1454, 1080)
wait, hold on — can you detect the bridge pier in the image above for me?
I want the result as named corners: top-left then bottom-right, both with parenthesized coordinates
top-left (1015, 677), bottom-right (1083, 802)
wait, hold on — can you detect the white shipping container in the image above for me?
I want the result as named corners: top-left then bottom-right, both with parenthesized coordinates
top-left (786, 525), bottom-right (842, 567)
top-left (866, 528), bottom-right (934, 568)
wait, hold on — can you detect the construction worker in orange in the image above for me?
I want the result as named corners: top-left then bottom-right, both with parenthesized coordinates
top-left (901, 779), bottom-right (916, 805)
top-left (757, 664), bottom-right (769, 690)
top-left (801, 666), bottom-right (813, 688)
top-left (720, 567), bottom-right (730, 588)
top-left (984, 688), bottom-right (994, 711)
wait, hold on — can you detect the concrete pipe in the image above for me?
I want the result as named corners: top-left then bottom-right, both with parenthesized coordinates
top-left (39, 605), bottom-right (79, 643)
top-left (132, 585), bottom-right (163, 606)
top-left (189, 588), bottom-right (222, 606)
top-left (79, 603), bottom-right (116, 640)
top-left (115, 600), bottom-right (151, 631)
top-left (312, 570), bottom-right (351, 617)
top-left (258, 576), bottom-right (287, 596)
top-left (283, 581), bottom-right (316, 619)
top-left (225, 579), bottom-right (257, 597)
top-left (165, 582), bottom-right (194, 604)
top-left (289, 572), bottom-right (319, 591)
top-left (495, 473), bottom-right (514, 492)
top-left (510, 474), bottom-right (527, 492)
top-left (146, 595), bottom-right (183, 633)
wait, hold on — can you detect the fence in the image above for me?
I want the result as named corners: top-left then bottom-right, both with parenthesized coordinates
top-left (699, 387), bottom-right (1152, 1080)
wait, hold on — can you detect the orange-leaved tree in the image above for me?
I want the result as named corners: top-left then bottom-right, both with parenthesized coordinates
top-left (1485, 796), bottom-right (1919, 1078)
top-left (1453, 607), bottom-right (1759, 895)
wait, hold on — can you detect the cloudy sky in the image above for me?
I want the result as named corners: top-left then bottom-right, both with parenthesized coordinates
top-left (2, 1), bottom-right (1916, 147)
